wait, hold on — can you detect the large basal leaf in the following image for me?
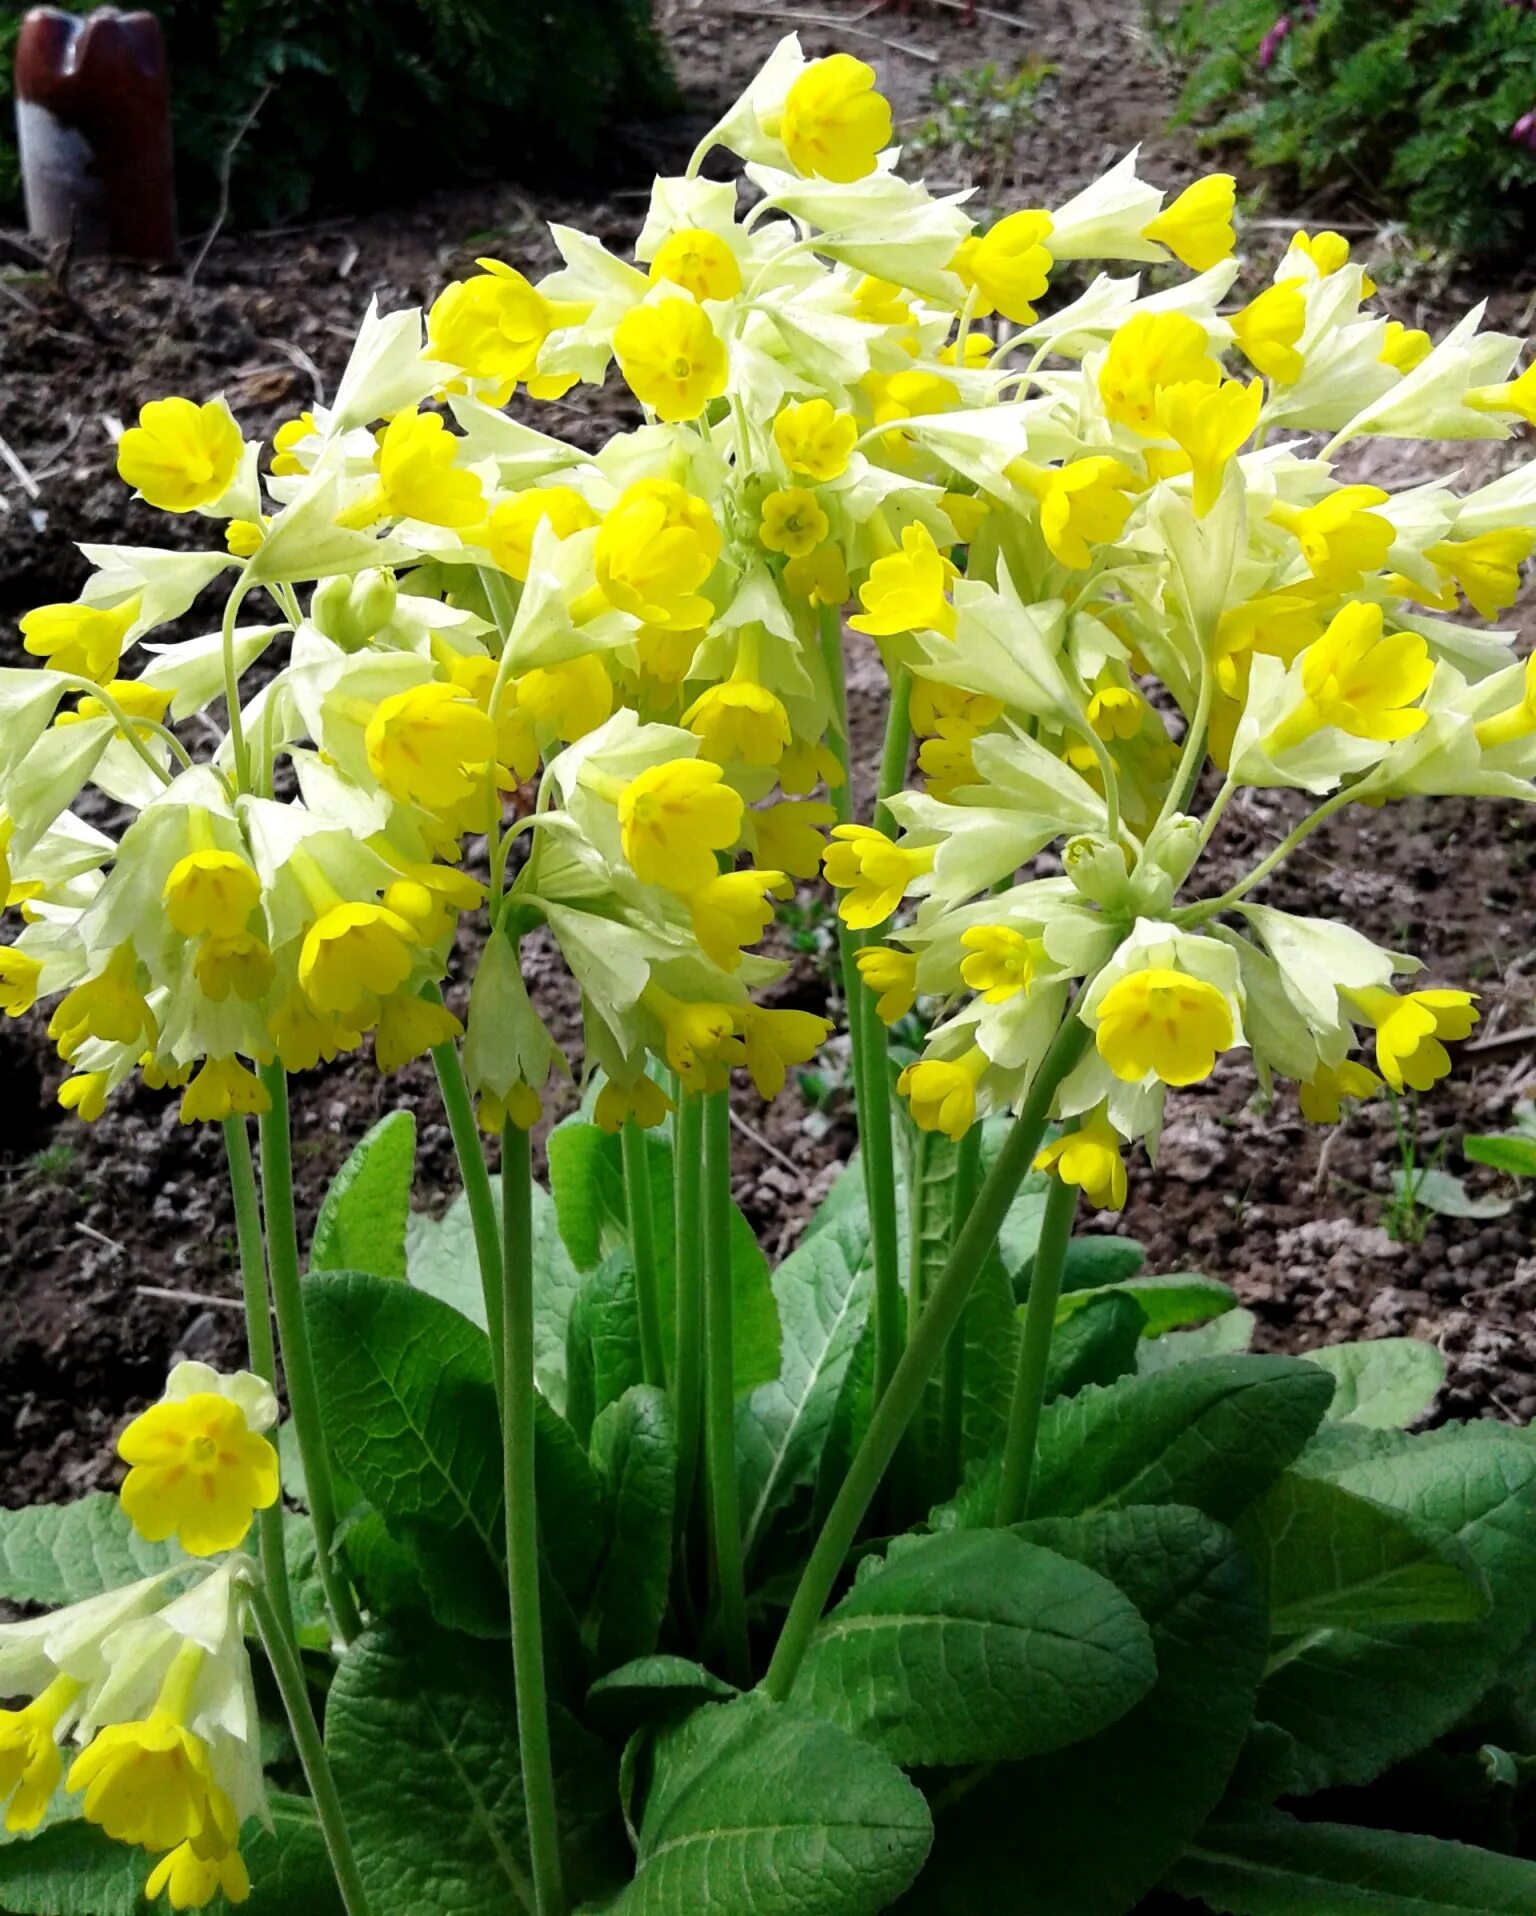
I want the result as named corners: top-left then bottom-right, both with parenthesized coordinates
top-left (1028, 1355), bottom-right (1336, 1523)
top-left (1167, 1810), bottom-right (1536, 1913)
top-left (1137, 1307), bottom-right (1256, 1375)
top-left (0, 1492), bottom-right (181, 1604)
top-left (588, 1385), bottom-right (676, 1672)
top-left (585, 1655), bottom-right (737, 1735)
top-left (1236, 1469), bottom-right (1488, 1636)
top-left (737, 1204), bottom-right (873, 1567)
top-left (244, 1792), bottom-right (348, 1914)
top-left (311, 1110), bottom-right (415, 1279)
top-left (902, 1505), bottom-right (1268, 1916)
top-left (1057, 1271), bottom-right (1235, 1338)
top-left (790, 1528), bottom-right (1155, 1767)
top-left (613, 1695), bottom-right (932, 1915)
top-left (1044, 1290), bottom-right (1146, 1402)
top-left (564, 1250), bottom-right (643, 1449)
top-left (547, 1120), bottom-right (779, 1394)
top-left (1305, 1337), bottom-right (1445, 1429)
top-left (328, 1624), bottom-right (626, 1914)
top-left (0, 1819), bottom-right (147, 1915)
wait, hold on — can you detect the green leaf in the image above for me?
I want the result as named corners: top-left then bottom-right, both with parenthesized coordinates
top-left (614, 1695), bottom-right (932, 1915)
top-left (1168, 1810), bottom-right (1536, 1913)
top-left (737, 1205), bottom-right (873, 1567)
top-left (0, 1819), bottom-right (147, 1915)
top-left (588, 1385), bottom-right (676, 1671)
top-left (905, 1506), bottom-right (1268, 1916)
top-left (1138, 1307), bottom-right (1257, 1374)
top-left (548, 1121), bottom-right (779, 1394)
top-left (1028, 1355), bottom-right (1336, 1523)
top-left (328, 1624), bottom-right (626, 1914)
top-left (1237, 1469), bottom-right (1489, 1635)
top-left (311, 1111), bottom-right (415, 1279)
top-left (564, 1251), bottom-right (643, 1449)
top-left (0, 1492), bottom-right (180, 1604)
top-left (1058, 1233), bottom-right (1147, 1292)
top-left (957, 1248), bottom-right (1020, 1468)
top-left (1465, 1133), bottom-right (1536, 1178)
top-left (1306, 1337), bottom-right (1445, 1428)
top-left (585, 1656), bottom-right (738, 1734)
top-left (1055, 1270), bottom-right (1235, 1338)
top-left (244, 1792), bottom-right (347, 1914)
top-left (1395, 1165), bottom-right (1511, 1220)
top-left (1044, 1290), bottom-right (1146, 1401)
top-left (789, 1528), bottom-right (1156, 1766)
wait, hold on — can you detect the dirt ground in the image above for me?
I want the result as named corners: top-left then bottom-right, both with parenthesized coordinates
top-left (2, 0), bottom-right (1534, 1507)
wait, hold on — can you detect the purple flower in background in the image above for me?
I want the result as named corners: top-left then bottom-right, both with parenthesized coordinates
top-left (1513, 109), bottom-right (1536, 151)
top-left (1258, 13), bottom-right (1291, 67)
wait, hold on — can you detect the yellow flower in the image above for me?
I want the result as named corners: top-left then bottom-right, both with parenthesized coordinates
top-left (938, 332), bottom-right (994, 373)
top-left (269, 410), bottom-right (316, 477)
top-left (777, 738), bottom-right (844, 796)
top-left (899, 1048), bottom-right (985, 1140)
top-left (1099, 312), bottom-right (1220, 435)
top-left (299, 902), bottom-right (417, 1015)
top-left (178, 1057), bottom-right (271, 1124)
top-left (478, 1081), bottom-right (543, 1135)
top-left (1475, 654), bottom-right (1536, 751)
top-left (1012, 456), bottom-right (1136, 568)
top-left (649, 227), bottom-right (742, 302)
top-left (960, 925), bottom-right (1042, 1003)
top-left (759, 486), bottom-right (830, 559)
top-left (481, 485), bottom-right (596, 580)
top-left (613, 297), bottom-right (728, 422)
top-left (909, 681), bottom-right (1002, 735)
top-left (619, 759), bottom-right (744, 892)
top-left (1033, 1108), bottom-right (1128, 1211)
top-left (593, 1073), bottom-right (673, 1136)
top-left (823, 823), bottom-right (934, 929)
top-left (269, 993), bottom-right (363, 1073)
top-left (781, 53), bottom-right (891, 182)
top-left (118, 398), bottom-right (242, 513)
top-left (369, 407), bottom-right (486, 529)
top-left (374, 993), bottom-right (463, 1072)
top-left (647, 990), bottom-right (744, 1090)
top-left (164, 850), bottom-right (261, 940)
top-left (49, 947), bottom-right (155, 1059)
top-left (1231, 279), bottom-right (1306, 383)
top-left (950, 209), bottom-right (1054, 324)
top-left (1347, 987), bottom-right (1478, 1093)
top-left (1298, 1058), bottom-right (1382, 1123)
top-left (118, 1389), bottom-right (278, 1554)
top-left (1142, 174), bottom-right (1236, 271)
top-left (516, 655), bottom-right (613, 743)
top-left (1214, 588), bottom-right (1326, 696)
top-left (381, 862), bottom-right (485, 943)
top-left (851, 275), bottom-right (911, 327)
top-left (1266, 602), bottom-right (1432, 752)
top-left (740, 1005), bottom-right (831, 1099)
top-left (683, 680), bottom-right (793, 767)
top-left (593, 480), bottom-right (720, 628)
top-left (69, 1709), bottom-right (237, 1855)
top-left (0, 948), bottom-right (42, 1018)
top-left (20, 596), bottom-right (138, 685)
top-left (940, 491), bottom-right (990, 542)
top-left (849, 523), bottom-right (958, 640)
top-left (782, 542), bottom-right (850, 607)
top-left (690, 868), bottom-right (791, 971)
top-left (54, 678), bottom-right (172, 738)
top-left (1424, 529), bottom-right (1534, 622)
top-left (0, 1676), bottom-right (81, 1833)
top-left (1464, 362), bottom-right (1536, 427)
top-left (1291, 228), bottom-right (1373, 292)
top-left (224, 517), bottom-right (264, 559)
top-left (1087, 681), bottom-right (1147, 742)
top-left (1379, 321), bottom-right (1432, 374)
top-left (1155, 375), bottom-right (1263, 516)
top-left (428, 258), bottom-right (558, 389)
top-left (917, 726), bottom-right (977, 800)
top-left (365, 682), bottom-right (497, 812)
top-left (868, 370), bottom-right (961, 463)
top-left (193, 935), bottom-right (274, 1004)
top-left (145, 1834), bottom-right (251, 1911)
top-left (773, 399), bottom-right (858, 481)
top-left (855, 944), bottom-right (917, 1024)
top-left (1269, 484), bottom-right (1393, 586)
top-left (59, 1072), bottom-right (112, 1122)
top-left (1095, 967), bottom-right (1236, 1086)
top-left (754, 799), bottom-right (836, 879)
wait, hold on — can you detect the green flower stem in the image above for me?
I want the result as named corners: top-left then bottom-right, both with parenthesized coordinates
top-left (1178, 784), bottom-right (1355, 923)
top-left (1148, 656), bottom-right (1214, 846)
top-left (936, 1121), bottom-right (983, 1497)
top-left (255, 1063), bottom-right (361, 1645)
top-left (993, 1169), bottom-right (1077, 1528)
top-left (817, 603), bottom-right (903, 1407)
top-left (761, 1014), bottom-right (1091, 1703)
top-left (500, 1125), bottom-right (567, 1916)
top-left (703, 1089), bottom-right (750, 1687)
top-left (221, 569), bottom-right (256, 794)
top-left (672, 1088), bottom-right (706, 1536)
top-left (621, 1118), bottom-right (668, 1389)
top-left (221, 1116), bottom-right (295, 1648)
top-left (873, 665), bottom-right (912, 837)
top-left (245, 1578), bottom-right (373, 1916)
top-left (427, 1028), bottom-right (506, 1405)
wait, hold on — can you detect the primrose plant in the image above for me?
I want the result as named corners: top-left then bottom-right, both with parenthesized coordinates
top-left (4, 36), bottom-right (1536, 1916)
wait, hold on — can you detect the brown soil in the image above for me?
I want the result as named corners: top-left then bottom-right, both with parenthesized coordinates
top-left (1, 0), bottom-right (1534, 1510)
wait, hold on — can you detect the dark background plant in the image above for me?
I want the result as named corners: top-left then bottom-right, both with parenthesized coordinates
top-left (1149, 0), bottom-right (1536, 256)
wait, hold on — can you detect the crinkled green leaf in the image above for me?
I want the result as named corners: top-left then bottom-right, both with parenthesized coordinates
top-left (588, 1385), bottom-right (676, 1672)
top-left (1056, 1271), bottom-right (1234, 1338)
top-left (1306, 1337), bottom-right (1445, 1429)
top-left (1044, 1290), bottom-right (1146, 1401)
top-left (311, 1111), bottom-right (415, 1279)
top-left (0, 1819), bottom-right (147, 1914)
top-left (586, 1656), bottom-right (738, 1735)
top-left (1138, 1307), bottom-right (1257, 1374)
top-left (565, 1250), bottom-right (643, 1450)
top-left (0, 1493), bottom-right (181, 1605)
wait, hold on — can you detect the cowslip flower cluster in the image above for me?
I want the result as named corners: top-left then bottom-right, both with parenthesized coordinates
top-left (0, 1365), bottom-right (276, 1907)
top-left (0, 32), bottom-right (1530, 1199)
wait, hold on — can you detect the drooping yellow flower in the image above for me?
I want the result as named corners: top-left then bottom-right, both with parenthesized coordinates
top-left (1095, 966), bottom-right (1236, 1086)
top-left (613, 297), bottom-right (728, 422)
top-left (1267, 602), bottom-right (1432, 752)
top-left (649, 227), bottom-right (742, 302)
top-left (851, 274), bottom-right (911, 327)
top-left (855, 944), bottom-right (917, 1024)
top-left (69, 1702), bottom-right (237, 1856)
top-left (381, 861), bottom-right (485, 943)
top-left (1424, 529), bottom-right (1534, 622)
top-left (782, 542), bottom-right (851, 607)
top-left (163, 850), bottom-right (261, 940)
top-left (1231, 278), bottom-right (1306, 383)
top-left (754, 799), bottom-right (837, 879)
top-left (224, 517), bottom-right (263, 558)
top-left (20, 596), bottom-right (139, 685)
top-left (48, 946), bottom-right (155, 1058)
top-left (477, 1081), bottom-right (544, 1136)
top-left (1347, 987), bottom-right (1478, 1093)
top-left (428, 259), bottom-right (560, 390)
top-left (145, 1834), bottom-right (251, 1911)
top-left (118, 398), bottom-right (242, 513)
top-left (1099, 312), bottom-right (1220, 435)
top-left (849, 523), bottom-right (958, 640)
top-left (365, 682), bottom-right (497, 812)
top-left (759, 487), bottom-right (830, 560)
top-left (899, 1048), bottom-right (985, 1141)
top-left (592, 480), bottom-right (720, 629)
top-left (1011, 456), bottom-right (1137, 569)
top-left (0, 948), bottom-right (42, 1018)
top-left (517, 655), bottom-right (614, 744)
top-left (950, 209), bottom-right (1054, 324)
top-left (690, 869), bottom-right (791, 971)
top-left (1475, 654), bottom-right (1536, 751)
top-left (374, 992), bottom-right (463, 1072)
top-left (773, 399), bottom-right (859, 482)
top-left (1378, 321), bottom-right (1432, 374)
top-left (917, 725), bottom-right (978, 800)
top-left (646, 989), bottom-right (744, 1090)
top-left (0, 1676), bottom-right (81, 1833)
top-left (938, 332), bottom-right (994, 374)
top-left (118, 1390), bottom-right (278, 1554)
top-left (378, 408), bottom-right (487, 529)
top-left (269, 410), bottom-right (317, 477)
top-left (178, 1056), bottom-right (271, 1124)
top-left (741, 1005), bottom-right (831, 1100)
top-left (58, 1072), bottom-right (112, 1121)
top-left (1269, 484), bottom-right (1393, 587)
top-left (823, 823), bottom-right (934, 929)
top-left (781, 53), bottom-right (891, 182)
top-left (269, 993), bottom-right (362, 1073)
top-left (960, 925), bottom-right (1042, 1003)
top-left (867, 369), bottom-right (961, 463)
top-left (684, 680), bottom-right (793, 767)
top-left (1142, 174), bottom-right (1236, 272)
top-left (1291, 228), bottom-right (1373, 292)
top-left (299, 902), bottom-right (417, 1015)
top-left (193, 935), bottom-right (275, 1005)
top-left (481, 485), bottom-right (597, 580)
top-left (1087, 680), bottom-right (1147, 742)
top-left (1155, 375), bottom-right (1263, 516)
top-left (909, 681), bottom-right (1003, 736)
top-left (1214, 589), bottom-right (1326, 697)
top-left (619, 759), bottom-right (744, 893)
top-left (1033, 1107), bottom-right (1128, 1211)
top-left (1464, 362), bottom-right (1536, 427)
top-left (55, 677), bottom-right (172, 738)
top-left (1298, 1058), bottom-right (1382, 1123)
top-left (593, 1073), bottom-right (673, 1136)
top-left (777, 738), bottom-right (844, 796)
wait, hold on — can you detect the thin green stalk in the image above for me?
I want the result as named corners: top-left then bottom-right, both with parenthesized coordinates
top-left (500, 1126), bottom-right (566, 1916)
top-left (621, 1119), bottom-right (667, 1388)
top-left (761, 1014), bottom-right (1091, 1702)
top-left (873, 666), bottom-right (912, 838)
top-left (1178, 784), bottom-right (1355, 923)
top-left (245, 1579), bottom-right (373, 1916)
top-left (994, 1170), bottom-right (1077, 1527)
top-left (221, 1117), bottom-right (294, 1647)
top-left (221, 570), bottom-right (256, 793)
top-left (427, 1026), bottom-right (505, 1403)
top-left (256, 1063), bottom-right (360, 1644)
top-left (672, 1088), bottom-right (706, 1536)
top-left (702, 1090), bottom-right (750, 1686)
top-left (937, 1122), bottom-right (983, 1498)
